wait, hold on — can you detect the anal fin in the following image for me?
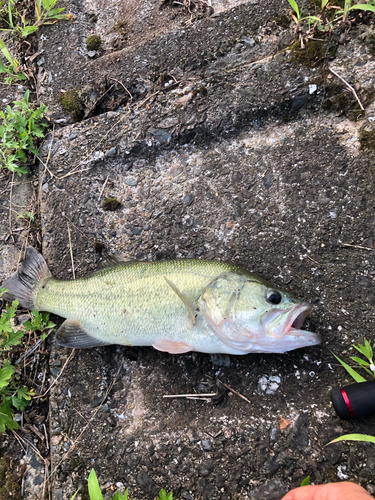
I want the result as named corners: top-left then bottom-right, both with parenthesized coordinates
top-left (152, 339), bottom-right (194, 354)
top-left (164, 277), bottom-right (197, 325)
top-left (56, 319), bottom-right (110, 348)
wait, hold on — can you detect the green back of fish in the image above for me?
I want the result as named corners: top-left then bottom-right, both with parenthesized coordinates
top-left (35, 259), bottom-right (264, 345)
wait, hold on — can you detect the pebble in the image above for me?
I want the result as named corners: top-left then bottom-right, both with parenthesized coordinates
top-left (87, 50), bottom-right (96, 58)
top-left (105, 147), bottom-right (117, 157)
top-left (183, 193), bottom-right (194, 206)
top-left (125, 176), bottom-right (137, 186)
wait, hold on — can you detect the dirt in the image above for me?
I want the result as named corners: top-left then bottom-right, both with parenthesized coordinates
top-left (1, 0), bottom-right (375, 499)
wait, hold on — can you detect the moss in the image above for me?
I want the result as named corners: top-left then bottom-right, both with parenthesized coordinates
top-left (359, 130), bottom-right (375, 150)
top-left (86, 34), bottom-right (102, 51)
top-left (274, 14), bottom-right (291, 29)
top-left (192, 86), bottom-right (208, 97)
top-left (102, 197), bottom-right (122, 211)
top-left (110, 21), bottom-right (128, 36)
top-left (59, 89), bottom-right (85, 122)
top-left (0, 456), bottom-right (21, 499)
top-left (290, 40), bottom-right (328, 67)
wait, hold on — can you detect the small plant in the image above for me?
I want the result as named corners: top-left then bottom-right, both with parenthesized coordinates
top-left (0, 90), bottom-right (48, 176)
top-left (0, 288), bottom-right (55, 432)
top-left (35, 0), bottom-right (72, 26)
top-left (0, 38), bottom-right (27, 83)
top-left (335, 0), bottom-right (375, 22)
top-left (300, 476), bottom-right (310, 486)
top-left (71, 469), bottom-right (178, 500)
top-left (327, 433), bottom-right (375, 446)
top-left (0, 0), bottom-right (71, 84)
top-left (331, 338), bottom-right (375, 383)
top-left (17, 210), bottom-right (35, 221)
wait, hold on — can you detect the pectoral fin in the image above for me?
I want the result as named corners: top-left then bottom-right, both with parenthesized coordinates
top-left (56, 319), bottom-right (110, 348)
top-left (152, 339), bottom-right (194, 354)
top-left (164, 277), bottom-right (197, 325)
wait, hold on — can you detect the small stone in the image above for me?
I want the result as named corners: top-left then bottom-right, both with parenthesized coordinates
top-left (42, 182), bottom-right (49, 194)
top-left (125, 176), bottom-right (137, 186)
top-left (158, 116), bottom-right (179, 128)
top-left (241, 36), bottom-right (255, 47)
top-left (148, 127), bottom-right (171, 144)
top-left (67, 133), bottom-right (78, 140)
top-left (37, 56), bottom-right (45, 66)
top-left (129, 226), bottom-right (142, 235)
top-left (105, 147), bottom-right (117, 157)
top-left (183, 193), bottom-right (194, 206)
top-left (201, 439), bottom-right (212, 451)
top-left (87, 50), bottom-right (96, 58)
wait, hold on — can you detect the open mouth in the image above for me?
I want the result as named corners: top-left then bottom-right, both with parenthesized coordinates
top-left (283, 303), bottom-right (312, 336)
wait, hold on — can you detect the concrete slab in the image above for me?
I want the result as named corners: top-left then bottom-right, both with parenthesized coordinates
top-left (1, 0), bottom-right (375, 498)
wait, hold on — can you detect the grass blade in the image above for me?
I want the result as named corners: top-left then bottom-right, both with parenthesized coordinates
top-left (330, 351), bottom-right (366, 383)
top-left (327, 434), bottom-right (375, 446)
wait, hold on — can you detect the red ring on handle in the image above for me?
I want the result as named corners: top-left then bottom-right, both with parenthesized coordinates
top-left (341, 388), bottom-right (355, 418)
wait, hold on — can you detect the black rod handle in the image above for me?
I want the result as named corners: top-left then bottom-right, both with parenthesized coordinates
top-left (330, 380), bottom-right (375, 419)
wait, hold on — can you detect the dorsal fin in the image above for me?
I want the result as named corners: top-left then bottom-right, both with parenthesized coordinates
top-left (164, 277), bottom-right (197, 325)
top-left (96, 251), bottom-right (134, 270)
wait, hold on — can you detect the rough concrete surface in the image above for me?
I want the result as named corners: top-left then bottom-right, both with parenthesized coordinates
top-left (1, 0), bottom-right (375, 499)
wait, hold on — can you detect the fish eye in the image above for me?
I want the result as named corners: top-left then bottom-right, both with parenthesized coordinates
top-left (266, 290), bottom-right (282, 305)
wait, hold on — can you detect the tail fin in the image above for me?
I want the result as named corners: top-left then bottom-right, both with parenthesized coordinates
top-left (1, 246), bottom-right (51, 309)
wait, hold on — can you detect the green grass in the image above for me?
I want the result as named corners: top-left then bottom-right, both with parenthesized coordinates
top-left (0, 288), bottom-right (55, 432)
top-left (0, 90), bottom-right (48, 176)
top-left (71, 469), bottom-right (177, 500)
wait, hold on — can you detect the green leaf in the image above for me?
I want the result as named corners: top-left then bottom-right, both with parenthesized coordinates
top-left (0, 360), bottom-right (15, 389)
top-left (0, 398), bottom-right (19, 433)
top-left (301, 476), bottom-right (310, 486)
top-left (88, 469), bottom-right (103, 500)
top-left (349, 4), bottom-right (375, 11)
top-left (350, 356), bottom-right (370, 367)
top-left (288, 0), bottom-right (301, 17)
top-left (353, 343), bottom-right (371, 359)
top-left (330, 351), bottom-right (367, 383)
top-left (326, 434), bottom-right (375, 446)
top-left (364, 338), bottom-right (373, 360)
top-left (0, 38), bottom-right (13, 64)
top-left (12, 386), bottom-right (34, 411)
top-left (70, 488), bottom-right (80, 500)
top-left (111, 489), bottom-right (128, 500)
top-left (1, 329), bottom-right (24, 351)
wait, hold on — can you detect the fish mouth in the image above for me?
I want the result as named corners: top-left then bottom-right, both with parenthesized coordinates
top-left (283, 303), bottom-right (312, 336)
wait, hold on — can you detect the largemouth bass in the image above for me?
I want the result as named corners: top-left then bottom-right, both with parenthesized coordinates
top-left (1, 246), bottom-right (322, 354)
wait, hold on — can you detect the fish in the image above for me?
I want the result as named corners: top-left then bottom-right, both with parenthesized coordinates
top-left (1, 246), bottom-right (322, 354)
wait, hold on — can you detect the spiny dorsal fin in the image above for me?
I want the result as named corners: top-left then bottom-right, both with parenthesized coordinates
top-left (55, 319), bottom-right (110, 348)
top-left (164, 277), bottom-right (197, 325)
top-left (97, 251), bottom-right (133, 270)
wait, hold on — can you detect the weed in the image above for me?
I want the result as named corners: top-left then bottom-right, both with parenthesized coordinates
top-left (71, 468), bottom-right (177, 500)
top-left (300, 476), bottom-right (310, 486)
top-left (0, 0), bottom-right (71, 83)
top-left (331, 338), bottom-right (375, 383)
top-left (287, 0), bottom-right (375, 41)
top-left (0, 37), bottom-right (27, 83)
top-left (17, 210), bottom-right (34, 221)
top-left (0, 287), bottom-right (55, 432)
top-left (0, 90), bottom-right (48, 176)
top-left (327, 433), bottom-right (375, 445)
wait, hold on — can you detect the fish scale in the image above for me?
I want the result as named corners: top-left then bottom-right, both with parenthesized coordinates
top-left (1, 247), bottom-right (323, 355)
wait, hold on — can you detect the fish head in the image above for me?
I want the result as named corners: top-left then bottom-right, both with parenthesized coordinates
top-left (200, 272), bottom-right (322, 354)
